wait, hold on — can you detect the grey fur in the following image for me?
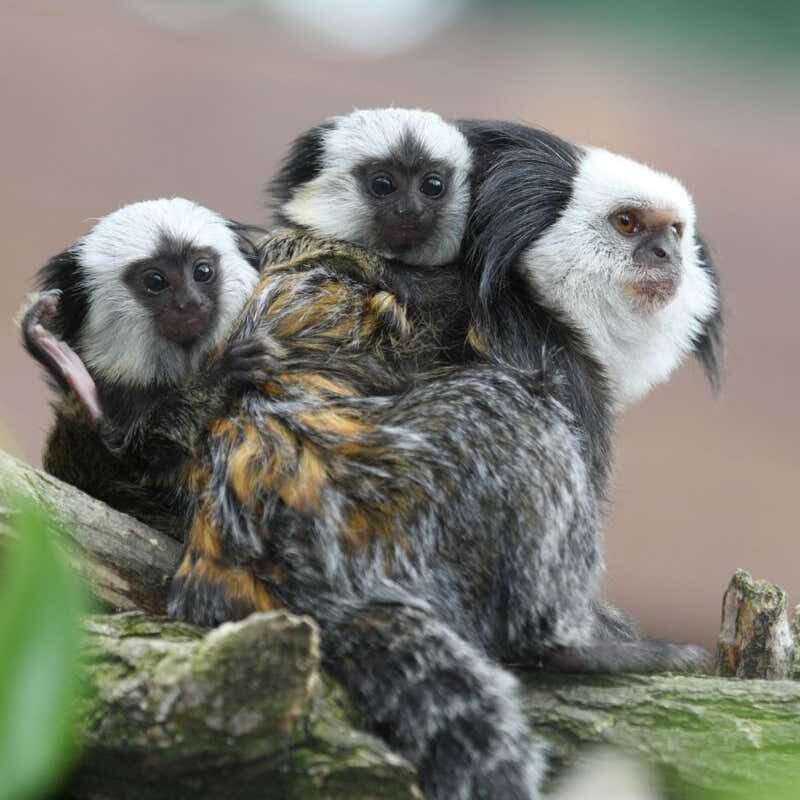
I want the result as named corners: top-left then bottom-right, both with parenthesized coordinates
top-left (170, 120), bottom-right (721, 799)
top-left (24, 118), bottom-right (721, 800)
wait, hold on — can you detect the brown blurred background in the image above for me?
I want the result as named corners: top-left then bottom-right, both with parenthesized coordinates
top-left (1, 0), bottom-right (798, 651)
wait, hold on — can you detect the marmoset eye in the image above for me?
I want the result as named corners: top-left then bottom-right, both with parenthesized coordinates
top-left (143, 270), bottom-right (168, 294)
top-left (610, 210), bottom-right (641, 236)
top-left (420, 174), bottom-right (445, 197)
top-left (193, 261), bottom-right (214, 283)
top-left (370, 174), bottom-right (396, 197)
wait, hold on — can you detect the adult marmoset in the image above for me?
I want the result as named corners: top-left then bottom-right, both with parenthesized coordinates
top-left (168, 119), bottom-right (721, 798)
top-left (21, 111), bottom-right (721, 800)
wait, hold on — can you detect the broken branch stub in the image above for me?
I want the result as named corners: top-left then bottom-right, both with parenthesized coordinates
top-left (716, 569), bottom-right (795, 679)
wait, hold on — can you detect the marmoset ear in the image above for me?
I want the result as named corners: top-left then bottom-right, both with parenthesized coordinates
top-left (35, 246), bottom-right (87, 341)
top-left (226, 221), bottom-right (269, 271)
top-left (268, 121), bottom-right (334, 216)
top-left (691, 233), bottom-right (724, 392)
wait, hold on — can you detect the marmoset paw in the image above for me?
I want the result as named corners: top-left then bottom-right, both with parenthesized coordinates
top-left (534, 639), bottom-right (711, 675)
top-left (216, 335), bottom-right (286, 389)
top-left (167, 552), bottom-right (281, 628)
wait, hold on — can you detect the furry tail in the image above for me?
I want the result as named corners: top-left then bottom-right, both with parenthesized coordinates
top-left (319, 601), bottom-right (545, 800)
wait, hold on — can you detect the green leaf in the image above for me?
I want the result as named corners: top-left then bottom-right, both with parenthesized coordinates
top-left (0, 497), bottom-right (88, 800)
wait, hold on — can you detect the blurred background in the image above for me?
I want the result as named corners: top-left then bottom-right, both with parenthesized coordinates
top-left (1, 0), bottom-right (798, 652)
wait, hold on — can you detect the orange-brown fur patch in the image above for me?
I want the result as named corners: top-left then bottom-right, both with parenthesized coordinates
top-left (272, 305), bottom-right (313, 339)
top-left (260, 417), bottom-right (298, 488)
top-left (277, 443), bottom-right (327, 513)
top-left (186, 462), bottom-right (211, 496)
top-left (184, 554), bottom-right (281, 613)
top-left (340, 501), bottom-right (412, 555)
top-left (297, 408), bottom-right (371, 438)
top-left (270, 279), bottom-right (357, 341)
top-left (263, 276), bottom-right (305, 316)
top-left (209, 417), bottom-right (240, 447)
top-left (226, 421), bottom-right (266, 508)
top-left (370, 291), bottom-right (411, 339)
top-left (341, 506), bottom-right (377, 551)
top-left (293, 372), bottom-right (356, 398)
top-left (175, 549), bottom-right (195, 579)
top-left (186, 505), bottom-right (223, 561)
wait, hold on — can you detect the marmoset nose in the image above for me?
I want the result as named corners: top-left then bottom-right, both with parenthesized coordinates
top-left (634, 230), bottom-right (682, 272)
top-left (395, 198), bottom-right (424, 219)
top-left (173, 287), bottom-right (202, 312)
top-left (651, 244), bottom-right (668, 260)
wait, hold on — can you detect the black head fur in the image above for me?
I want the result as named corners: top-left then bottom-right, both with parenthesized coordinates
top-left (455, 120), bottom-right (611, 487)
top-left (692, 235), bottom-right (724, 391)
top-left (35, 247), bottom-right (89, 347)
top-left (456, 120), bottom-right (580, 305)
top-left (268, 121), bottom-right (336, 223)
top-left (226, 220), bottom-right (272, 270)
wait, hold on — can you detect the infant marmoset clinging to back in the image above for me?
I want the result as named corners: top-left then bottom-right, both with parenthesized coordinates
top-left (271, 107), bottom-right (472, 266)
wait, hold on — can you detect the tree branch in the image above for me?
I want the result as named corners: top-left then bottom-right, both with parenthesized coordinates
top-left (0, 448), bottom-right (177, 613)
top-left (72, 611), bottom-right (420, 800)
top-left (523, 671), bottom-right (800, 797)
top-left (67, 610), bottom-right (800, 800)
top-left (2, 448), bottom-right (799, 798)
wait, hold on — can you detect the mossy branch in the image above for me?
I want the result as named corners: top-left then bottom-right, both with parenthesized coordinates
top-left (68, 610), bottom-right (800, 800)
top-left (2, 448), bottom-right (799, 799)
top-left (72, 611), bottom-right (420, 800)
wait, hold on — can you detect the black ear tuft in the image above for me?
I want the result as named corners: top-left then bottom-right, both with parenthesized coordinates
top-left (692, 234), bottom-right (724, 392)
top-left (35, 247), bottom-right (87, 345)
top-left (267, 121), bottom-right (336, 222)
top-left (226, 220), bottom-right (271, 271)
top-left (457, 121), bottom-right (580, 308)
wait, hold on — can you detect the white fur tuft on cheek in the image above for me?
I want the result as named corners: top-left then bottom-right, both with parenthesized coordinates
top-left (282, 172), bottom-right (373, 246)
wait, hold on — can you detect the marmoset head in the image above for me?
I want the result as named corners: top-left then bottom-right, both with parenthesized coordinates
top-left (37, 198), bottom-right (260, 388)
top-left (271, 108), bottom-right (472, 266)
top-left (463, 121), bottom-right (722, 407)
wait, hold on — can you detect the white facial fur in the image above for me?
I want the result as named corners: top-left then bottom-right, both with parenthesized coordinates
top-left (521, 147), bottom-right (718, 408)
top-left (77, 197), bottom-right (258, 388)
top-left (282, 107), bottom-right (472, 266)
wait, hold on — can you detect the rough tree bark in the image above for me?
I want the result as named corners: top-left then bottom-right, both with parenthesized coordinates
top-left (1, 448), bottom-right (799, 799)
top-left (716, 569), bottom-right (794, 679)
top-left (74, 611), bottom-right (421, 800)
top-left (0, 448), bottom-right (178, 614)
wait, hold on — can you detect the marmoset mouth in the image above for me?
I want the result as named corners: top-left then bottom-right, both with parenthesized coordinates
top-left (625, 274), bottom-right (680, 311)
top-left (384, 228), bottom-right (425, 248)
top-left (160, 312), bottom-right (210, 344)
top-left (381, 219), bottom-right (436, 249)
